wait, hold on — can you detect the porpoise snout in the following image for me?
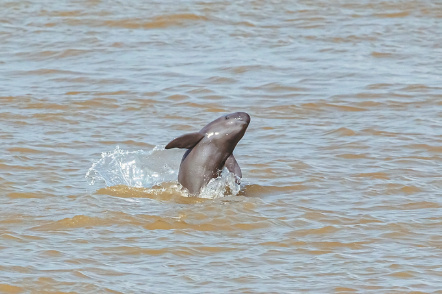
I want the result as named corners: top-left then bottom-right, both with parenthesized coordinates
top-left (232, 112), bottom-right (251, 124)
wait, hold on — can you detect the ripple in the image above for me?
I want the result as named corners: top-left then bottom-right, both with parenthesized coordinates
top-left (325, 127), bottom-right (357, 136)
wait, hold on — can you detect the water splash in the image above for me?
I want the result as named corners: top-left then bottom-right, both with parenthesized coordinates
top-left (85, 145), bottom-right (180, 188)
top-left (199, 169), bottom-right (241, 199)
top-left (85, 146), bottom-right (241, 199)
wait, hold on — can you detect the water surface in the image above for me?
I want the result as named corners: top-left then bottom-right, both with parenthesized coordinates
top-left (1, 0), bottom-right (441, 293)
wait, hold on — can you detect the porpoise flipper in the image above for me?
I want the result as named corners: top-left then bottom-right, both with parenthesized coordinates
top-left (165, 132), bottom-right (204, 149)
top-left (225, 154), bottom-right (242, 184)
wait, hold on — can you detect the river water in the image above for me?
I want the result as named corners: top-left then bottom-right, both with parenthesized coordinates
top-left (1, 0), bottom-right (441, 293)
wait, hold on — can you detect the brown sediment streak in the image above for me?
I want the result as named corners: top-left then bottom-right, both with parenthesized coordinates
top-left (335, 287), bottom-right (357, 292)
top-left (353, 172), bottom-right (390, 179)
top-left (398, 185), bottom-right (423, 194)
top-left (409, 144), bottom-right (442, 153)
top-left (143, 218), bottom-right (269, 231)
top-left (400, 201), bottom-right (441, 209)
top-left (336, 153), bottom-right (368, 159)
top-left (23, 102), bottom-right (69, 110)
top-left (383, 184), bottom-right (423, 195)
top-left (309, 241), bottom-right (366, 250)
top-left (103, 14), bottom-right (208, 29)
top-left (166, 94), bottom-right (190, 101)
top-left (102, 245), bottom-right (238, 257)
top-left (23, 49), bottom-right (90, 59)
top-left (294, 226), bottom-right (340, 237)
top-left (72, 98), bottom-right (119, 108)
top-left (7, 147), bottom-right (45, 153)
top-left (371, 51), bottom-right (394, 58)
top-left (94, 91), bottom-right (131, 96)
top-left (95, 186), bottom-right (207, 204)
top-left (0, 163), bottom-right (38, 171)
top-left (1, 234), bottom-right (22, 241)
top-left (362, 128), bottom-right (403, 137)
top-left (365, 83), bottom-right (395, 89)
top-left (241, 184), bottom-right (308, 197)
top-left (51, 10), bottom-right (84, 17)
top-left (0, 284), bottom-right (24, 294)
top-left (206, 76), bottom-right (237, 84)
top-left (376, 11), bottom-right (410, 18)
top-left (20, 68), bottom-right (80, 75)
top-left (302, 102), bottom-right (366, 112)
top-left (32, 215), bottom-right (111, 230)
top-left (389, 271), bottom-right (416, 278)
top-left (7, 192), bottom-right (42, 199)
top-left (99, 140), bottom-right (155, 148)
top-left (246, 82), bottom-right (308, 92)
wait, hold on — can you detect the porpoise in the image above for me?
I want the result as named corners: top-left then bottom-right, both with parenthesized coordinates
top-left (165, 112), bottom-right (250, 195)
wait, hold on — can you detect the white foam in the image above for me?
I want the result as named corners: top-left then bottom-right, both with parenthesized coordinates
top-left (85, 146), bottom-right (241, 199)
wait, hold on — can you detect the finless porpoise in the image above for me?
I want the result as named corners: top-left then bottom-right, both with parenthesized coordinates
top-left (165, 112), bottom-right (250, 195)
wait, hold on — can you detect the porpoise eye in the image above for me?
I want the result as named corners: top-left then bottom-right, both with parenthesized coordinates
top-left (225, 115), bottom-right (230, 120)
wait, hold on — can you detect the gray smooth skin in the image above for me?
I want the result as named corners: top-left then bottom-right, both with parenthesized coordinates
top-left (165, 112), bottom-right (250, 195)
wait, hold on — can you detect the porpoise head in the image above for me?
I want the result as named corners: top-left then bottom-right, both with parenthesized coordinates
top-left (199, 112), bottom-right (250, 153)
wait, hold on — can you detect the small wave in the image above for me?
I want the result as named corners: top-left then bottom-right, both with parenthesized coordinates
top-left (325, 127), bottom-right (357, 136)
top-left (32, 215), bottom-right (109, 230)
top-left (86, 146), bottom-right (242, 199)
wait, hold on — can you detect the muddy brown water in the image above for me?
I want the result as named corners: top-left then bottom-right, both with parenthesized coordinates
top-left (1, 0), bottom-right (441, 293)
